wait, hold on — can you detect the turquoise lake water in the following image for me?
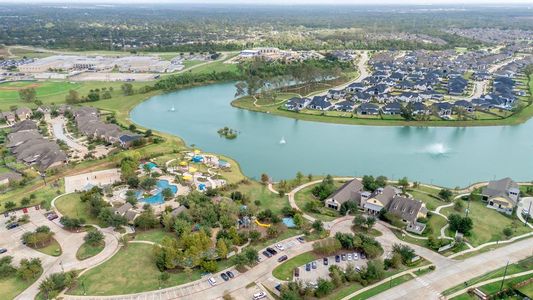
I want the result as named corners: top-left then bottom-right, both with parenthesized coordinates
top-left (130, 82), bottom-right (533, 187)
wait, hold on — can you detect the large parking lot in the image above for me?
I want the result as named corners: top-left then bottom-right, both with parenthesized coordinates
top-left (296, 252), bottom-right (368, 284)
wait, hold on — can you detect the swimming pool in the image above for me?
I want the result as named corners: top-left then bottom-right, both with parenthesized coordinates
top-left (282, 217), bottom-right (296, 228)
top-left (138, 179), bottom-right (178, 205)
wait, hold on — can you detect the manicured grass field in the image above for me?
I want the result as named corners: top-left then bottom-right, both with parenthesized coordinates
top-left (441, 200), bottom-right (531, 246)
top-left (408, 189), bottom-right (446, 211)
top-left (0, 269), bottom-right (43, 299)
top-left (0, 80), bottom-right (81, 102)
top-left (76, 241), bottom-right (105, 260)
top-left (272, 251), bottom-right (317, 281)
top-left (54, 193), bottom-right (102, 226)
top-left (67, 243), bottom-right (233, 295)
top-left (34, 238), bottom-right (62, 256)
top-left (293, 182), bottom-right (343, 222)
top-left (132, 229), bottom-right (176, 244)
top-left (236, 181), bottom-right (289, 214)
top-left (349, 274), bottom-right (414, 300)
top-left (443, 256), bottom-right (533, 296)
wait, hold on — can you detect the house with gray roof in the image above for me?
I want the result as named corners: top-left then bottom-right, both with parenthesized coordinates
top-left (15, 107), bottom-right (32, 121)
top-left (324, 179), bottom-right (364, 211)
top-left (1, 111), bottom-right (16, 125)
top-left (0, 172), bottom-right (23, 186)
top-left (357, 103), bottom-right (379, 115)
top-left (481, 177), bottom-right (520, 215)
top-left (11, 120), bottom-right (37, 132)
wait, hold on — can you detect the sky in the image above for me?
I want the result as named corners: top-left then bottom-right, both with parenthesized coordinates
top-left (0, 0), bottom-right (532, 4)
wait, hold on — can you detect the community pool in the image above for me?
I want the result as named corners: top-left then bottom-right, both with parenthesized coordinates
top-left (138, 179), bottom-right (178, 205)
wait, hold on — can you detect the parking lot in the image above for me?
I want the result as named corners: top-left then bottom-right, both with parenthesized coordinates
top-left (296, 252), bottom-right (368, 283)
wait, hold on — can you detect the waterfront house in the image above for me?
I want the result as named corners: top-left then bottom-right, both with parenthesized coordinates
top-left (453, 100), bottom-right (474, 113)
top-left (308, 96), bottom-right (332, 110)
top-left (357, 103), bottom-right (380, 115)
top-left (333, 100), bottom-right (356, 112)
top-left (432, 102), bottom-right (453, 117)
top-left (285, 97), bottom-right (311, 111)
top-left (412, 102), bottom-right (429, 115)
top-left (324, 179), bottom-right (363, 211)
top-left (481, 177), bottom-right (520, 215)
top-left (381, 101), bottom-right (402, 115)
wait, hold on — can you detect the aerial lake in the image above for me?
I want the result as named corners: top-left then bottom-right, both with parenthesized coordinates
top-left (130, 82), bottom-right (533, 187)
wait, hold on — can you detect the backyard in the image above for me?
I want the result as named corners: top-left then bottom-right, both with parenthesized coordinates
top-left (441, 199), bottom-right (531, 246)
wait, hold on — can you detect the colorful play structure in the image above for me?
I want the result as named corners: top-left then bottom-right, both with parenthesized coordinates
top-left (255, 219), bottom-right (272, 228)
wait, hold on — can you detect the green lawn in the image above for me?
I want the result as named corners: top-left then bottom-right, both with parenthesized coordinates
top-left (479, 273), bottom-right (532, 296)
top-left (0, 179), bottom-right (64, 213)
top-left (34, 238), bottom-right (62, 256)
top-left (0, 81), bottom-right (81, 106)
top-left (443, 256), bottom-right (533, 296)
top-left (132, 229), bottom-right (176, 244)
top-left (76, 242), bottom-right (105, 260)
top-left (349, 274), bottom-right (414, 300)
top-left (68, 243), bottom-right (233, 296)
top-left (408, 189), bottom-right (447, 211)
top-left (293, 182), bottom-right (343, 222)
top-left (425, 213), bottom-right (449, 239)
top-left (54, 193), bottom-right (102, 226)
top-left (0, 270), bottom-right (43, 299)
top-left (272, 251), bottom-right (317, 281)
top-left (235, 181), bottom-right (289, 214)
top-left (441, 200), bottom-right (532, 246)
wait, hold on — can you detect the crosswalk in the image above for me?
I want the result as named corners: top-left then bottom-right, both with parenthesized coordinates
top-left (414, 276), bottom-right (443, 299)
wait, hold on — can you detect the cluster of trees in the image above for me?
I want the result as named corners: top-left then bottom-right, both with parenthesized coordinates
top-left (448, 213), bottom-right (473, 235)
top-left (65, 87), bottom-right (113, 104)
top-left (0, 256), bottom-right (42, 282)
top-left (334, 232), bottom-right (383, 259)
top-left (385, 244), bottom-right (416, 268)
top-left (19, 87), bottom-right (37, 102)
top-left (84, 230), bottom-right (105, 246)
top-left (60, 216), bottom-right (85, 230)
top-left (280, 259), bottom-right (387, 299)
top-left (361, 175), bottom-right (388, 192)
top-left (80, 187), bottom-right (127, 228)
top-left (235, 58), bottom-right (352, 100)
top-left (38, 270), bottom-right (78, 300)
top-left (154, 71), bottom-right (242, 91)
top-left (21, 226), bottom-right (54, 248)
top-left (311, 175), bottom-right (336, 201)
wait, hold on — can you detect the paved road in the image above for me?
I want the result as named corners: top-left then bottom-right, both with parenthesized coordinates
top-left (366, 237), bottom-right (533, 300)
top-left (48, 116), bottom-right (88, 154)
top-left (0, 207), bottom-right (120, 300)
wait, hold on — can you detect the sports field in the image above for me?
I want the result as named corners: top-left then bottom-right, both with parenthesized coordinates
top-left (0, 81), bottom-right (81, 106)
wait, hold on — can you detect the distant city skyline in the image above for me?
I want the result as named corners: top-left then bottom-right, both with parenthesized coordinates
top-left (0, 0), bottom-right (532, 5)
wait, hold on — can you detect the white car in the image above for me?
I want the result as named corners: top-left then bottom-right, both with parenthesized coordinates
top-left (353, 253), bottom-right (359, 260)
top-left (347, 253), bottom-right (353, 261)
top-left (275, 243), bottom-right (285, 251)
top-left (208, 277), bottom-right (217, 286)
top-left (252, 291), bottom-right (266, 300)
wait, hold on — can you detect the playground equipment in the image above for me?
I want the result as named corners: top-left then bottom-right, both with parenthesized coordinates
top-left (255, 219), bottom-right (272, 228)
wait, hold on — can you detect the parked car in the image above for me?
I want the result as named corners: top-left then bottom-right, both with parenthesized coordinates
top-left (296, 237), bottom-right (305, 243)
top-left (6, 223), bottom-right (19, 230)
top-left (47, 213), bottom-right (58, 221)
top-left (275, 284), bottom-right (282, 291)
top-left (347, 254), bottom-right (353, 261)
top-left (294, 267), bottom-right (300, 277)
top-left (226, 271), bottom-right (234, 279)
top-left (278, 255), bottom-right (288, 263)
top-left (356, 266), bottom-right (362, 272)
top-left (0, 248), bottom-right (7, 254)
top-left (323, 257), bottom-right (329, 266)
top-left (341, 254), bottom-right (346, 261)
top-left (262, 250), bottom-right (272, 258)
top-left (253, 291), bottom-right (267, 300)
top-left (305, 263), bottom-right (311, 271)
top-left (275, 243), bottom-right (285, 251)
top-left (311, 261), bottom-right (317, 269)
top-left (354, 253), bottom-right (359, 260)
top-left (335, 255), bottom-right (340, 263)
top-left (266, 247), bottom-right (278, 255)
top-left (208, 277), bottom-right (217, 286)
top-left (221, 273), bottom-right (229, 281)
top-left (361, 253), bottom-right (366, 259)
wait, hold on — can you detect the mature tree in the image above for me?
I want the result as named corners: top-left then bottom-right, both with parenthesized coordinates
top-left (503, 227), bottom-right (513, 239)
top-left (243, 247), bottom-right (259, 264)
top-left (38, 271), bottom-right (78, 299)
top-left (59, 216), bottom-right (85, 229)
top-left (398, 177), bottom-right (410, 190)
top-left (84, 230), bottom-right (104, 246)
top-left (121, 83), bottom-right (134, 96)
top-left (392, 244), bottom-right (416, 264)
top-left (439, 189), bottom-right (453, 202)
top-left (296, 171), bottom-right (304, 184)
top-left (161, 188), bottom-right (174, 201)
top-left (19, 87), bottom-right (37, 102)
top-left (0, 256), bottom-right (16, 278)
top-left (312, 220), bottom-right (324, 232)
top-left (216, 239), bottom-right (229, 259)
top-left (260, 173), bottom-right (269, 185)
top-left (17, 258), bottom-right (42, 281)
top-left (315, 278), bottom-right (335, 297)
top-left (135, 208), bottom-right (159, 230)
top-left (448, 214), bottom-right (473, 235)
top-left (140, 177), bottom-right (157, 190)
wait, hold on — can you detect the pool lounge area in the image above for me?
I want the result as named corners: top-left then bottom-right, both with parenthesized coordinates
top-left (138, 179), bottom-right (178, 205)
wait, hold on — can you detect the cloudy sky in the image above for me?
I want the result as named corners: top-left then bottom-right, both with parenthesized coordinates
top-left (0, 0), bottom-right (532, 4)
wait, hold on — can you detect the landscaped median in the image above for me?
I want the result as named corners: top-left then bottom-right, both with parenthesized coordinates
top-left (272, 251), bottom-right (318, 281)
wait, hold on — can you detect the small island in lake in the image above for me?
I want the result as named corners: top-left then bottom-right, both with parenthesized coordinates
top-left (217, 127), bottom-right (238, 139)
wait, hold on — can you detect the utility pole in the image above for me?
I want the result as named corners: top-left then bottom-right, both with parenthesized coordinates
top-left (499, 260), bottom-right (509, 292)
top-left (465, 197), bottom-right (471, 218)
